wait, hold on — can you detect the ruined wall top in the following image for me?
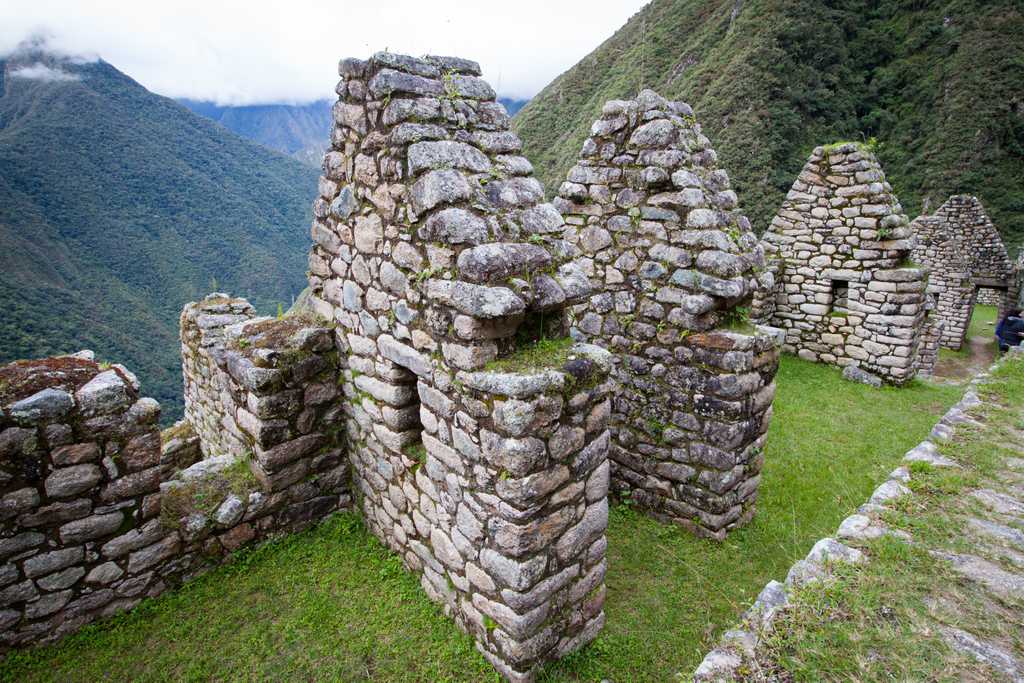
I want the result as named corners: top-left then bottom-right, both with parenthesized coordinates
top-left (308, 52), bottom-right (590, 370)
top-left (917, 195), bottom-right (1012, 284)
top-left (554, 88), bottom-right (767, 332)
top-left (763, 142), bottom-right (913, 272)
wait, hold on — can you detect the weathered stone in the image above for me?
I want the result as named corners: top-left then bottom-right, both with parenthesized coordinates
top-left (9, 388), bottom-right (74, 422)
top-left (425, 279), bottom-right (525, 319)
top-left (408, 141), bottom-right (490, 175)
top-left (24, 547), bottom-right (83, 578)
top-left (59, 512), bottom-right (123, 544)
top-left (411, 170), bottom-right (472, 214)
top-left (45, 464), bottom-right (102, 499)
top-left (85, 562), bottom-right (124, 585)
top-left (456, 243), bottom-right (551, 284)
top-left (75, 370), bottom-right (130, 415)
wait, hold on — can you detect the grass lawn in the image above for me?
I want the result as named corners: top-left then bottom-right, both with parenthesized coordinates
top-left (759, 355), bottom-right (1024, 681)
top-left (0, 357), bottom-right (963, 682)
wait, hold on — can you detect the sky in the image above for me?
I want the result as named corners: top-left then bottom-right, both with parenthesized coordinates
top-left (0, 0), bottom-right (650, 105)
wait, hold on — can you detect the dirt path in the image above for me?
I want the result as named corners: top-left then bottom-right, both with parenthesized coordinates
top-left (933, 327), bottom-right (998, 381)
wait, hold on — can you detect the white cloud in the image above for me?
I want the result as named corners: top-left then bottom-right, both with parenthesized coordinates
top-left (0, 0), bottom-right (649, 104)
top-left (8, 63), bottom-right (81, 82)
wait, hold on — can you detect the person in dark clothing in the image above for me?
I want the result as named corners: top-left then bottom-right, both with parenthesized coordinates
top-left (995, 308), bottom-right (1024, 352)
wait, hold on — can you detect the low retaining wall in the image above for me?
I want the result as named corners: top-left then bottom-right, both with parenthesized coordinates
top-left (0, 298), bottom-right (351, 649)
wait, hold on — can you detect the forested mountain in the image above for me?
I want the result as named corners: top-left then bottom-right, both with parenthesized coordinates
top-left (0, 51), bottom-right (317, 421)
top-left (178, 98), bottom-right (333, 166)
top-left (180, 97), bottom-right (530, 165)
top-left (514, 0), bottom-right (1024, 251)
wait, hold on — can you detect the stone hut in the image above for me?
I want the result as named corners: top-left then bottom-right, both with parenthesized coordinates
top-left (754, 142), bottom-right (933, 384)
top-left (304, 52), bottom-right (613, 681)
top-left (911, 195), bottom-right (1015, 349)
top-left (553, 90), bottom-right (779, 540)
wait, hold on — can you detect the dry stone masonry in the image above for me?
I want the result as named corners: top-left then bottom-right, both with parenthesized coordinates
top-left (754, 142), bottom-right (935, 384)
top-left (554, 90), bottom-right (779, 540)
top-left (2, 54), bottom-right (796, 682)
top-left (303, 52), bottom-right (613, 681)
top-left (180, 295), bottom-right (349, 498)
top-left (911, 195), bottom-right (1015, 349)
top-left (0, 304), bottom-right (351, 649)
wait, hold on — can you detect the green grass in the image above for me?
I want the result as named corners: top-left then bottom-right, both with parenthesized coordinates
top-left (0, 357), bottom-right (961, 682)
top-left (758, 355), bottom-right (1024, 681)
top-left (967, 303), bottom-right (999, 342)
top-left (484, 336), bottom-right (575, 374)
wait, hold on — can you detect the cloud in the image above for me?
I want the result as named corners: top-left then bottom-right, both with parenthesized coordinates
top-left (8, 63), bottom-right (80, 82)
top-left (0, 0), bottom-right (649, 104)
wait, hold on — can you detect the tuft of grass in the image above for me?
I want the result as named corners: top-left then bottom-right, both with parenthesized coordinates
top-left (160, 457), bottom-right (259, 529)
top-left (484, 336), bottom-right (575, 374)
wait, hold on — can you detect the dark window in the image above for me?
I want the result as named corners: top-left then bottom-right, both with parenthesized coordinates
top-left (831, 280), bottom-right (850, 315)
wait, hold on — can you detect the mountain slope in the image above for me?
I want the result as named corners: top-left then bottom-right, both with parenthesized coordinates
top-left (0, 52), bottom-right (318, 420)
top-left (178, 98), bottom-right (332, 165)
top-left (514, 0), bottom-right (1024, 251)
top-left (179, 98), bottom-right (529, 166)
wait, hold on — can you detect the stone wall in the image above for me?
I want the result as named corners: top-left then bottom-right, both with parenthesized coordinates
top-left (553, 90), bottom-right (779, 540)
top-left (303, 52), bottom-right (612, 681)
top-left (908, 213), bottom-right (975, 349)
top-left (758, 142), bottom-right (929, 385)
top-left (976, 287), bottom-right (1003, 306)
top-left (1016, 252), bottom-right (1024, 309)
top-left (914, 313), bottom-right (943, 378)
top-left (911, 195), bottom-right (1014, 348)
top-left (0, 302), bottom-right (351, 649)
top-left (180, 295), bottom-right (349, 497)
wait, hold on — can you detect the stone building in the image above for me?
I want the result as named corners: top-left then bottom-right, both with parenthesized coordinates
top-left (553, 90), bottom-right (779, 540)
top-left (911, 195), bottom-right (1015, 349)
top-left (753, 142), bottom-right (934, 384)
top-left (2, 56), bottom-right (784, 683)
top-left (304, 52), bottom-right (613, 681)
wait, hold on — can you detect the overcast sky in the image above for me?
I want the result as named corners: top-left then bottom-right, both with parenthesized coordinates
top-left (0, 0), bottom-right (649, 104)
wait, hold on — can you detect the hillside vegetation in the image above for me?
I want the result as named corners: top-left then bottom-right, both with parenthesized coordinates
top-left (514, 0), bottom-right (1024, 251)
top-left (0, 52), bottom-right (318, 420)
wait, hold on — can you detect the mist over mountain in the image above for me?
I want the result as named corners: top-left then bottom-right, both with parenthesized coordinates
top-left (177, 98), bottom-right (333, 166)
top-left (0, 49), bottom-right (317, 421)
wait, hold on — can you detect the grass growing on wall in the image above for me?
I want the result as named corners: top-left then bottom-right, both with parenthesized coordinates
top-left (0, 357), bottom-right (962, 682)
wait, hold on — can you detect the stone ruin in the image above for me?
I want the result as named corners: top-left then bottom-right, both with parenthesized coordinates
top-left (0, 54), bottom-right (782, 682)
top-left (911, 195), bottom-right (1016, 349)
top-left (554, 90), bottom-right (779, 539)
top-left (753, 142), bottom-right (939, 384)
top-left (0, 305), bottom-right (351, 649)
top-left (305, 52), bottom-right (613, 680)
